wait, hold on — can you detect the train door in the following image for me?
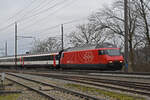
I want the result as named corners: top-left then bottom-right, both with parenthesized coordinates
top-left (19, 56), bottom-right (24, 69)
top-left (98, 50), bottom-right (106, 64)
top-left (53, 55), bottom-right (56, 67)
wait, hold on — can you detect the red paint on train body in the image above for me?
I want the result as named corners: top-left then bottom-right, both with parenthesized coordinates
top-left (53, 55), bottom-right (56, 67)
top-left (60, 48), bottom-right (124, 70)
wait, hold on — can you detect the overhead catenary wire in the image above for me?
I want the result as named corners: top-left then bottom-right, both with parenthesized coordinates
top-left (22, 17), bottom-right (87, 37)
top-left (13, 0), bottom-right (71, 32)
top-left (18, 0), bottom-right (100, 35)
top-left (0, 0), bottom-right (62, 34)
top-left (0, 0), bottom-right (101, 33)
top-left (1, 1), bottom-right (89, 37)
top-left (0, 22), bottom-right (15, 32)
top-left (7, 0), bottom-right (37, 21)
top-left (0, 0), bottom-right (43, 33)
top-left (17, 0), bottom-right (57, 22)
top-left (19, 0), bottom-right (76, 31)
top-left (0, 0), bottom-right (84, 35)
top-left (15, 0), bottom-right (59, 26)
top-left (24, 0), bottom-right (57, 15)
top-left (17, 0), bottom-right (70, 22)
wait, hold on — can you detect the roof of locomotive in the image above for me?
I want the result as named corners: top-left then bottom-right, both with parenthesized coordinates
top-left (64, 43), bottom-right (118, 52)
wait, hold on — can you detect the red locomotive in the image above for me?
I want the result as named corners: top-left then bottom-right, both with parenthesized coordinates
top-left (60, 43), bottom-right (124, 70)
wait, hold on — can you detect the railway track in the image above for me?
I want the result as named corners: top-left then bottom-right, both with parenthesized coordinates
top-left (1, 69), bottom-right (150, 97)
top-left (1, 69), bottom-right (150, 79)
top-left (6, 73), bottom-right (102, 100)
top-left (25, 72), bottom-right (150, 97)
top-left (5, 74), bottom-right (56, 100)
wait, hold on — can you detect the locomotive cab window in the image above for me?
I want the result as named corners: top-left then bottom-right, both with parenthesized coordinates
top-left (98, 50), bottom-right (106, 55)
top-left (106, 49), bottom-right (121, 56)
top-left (98, 49), bottom-right (120, 56)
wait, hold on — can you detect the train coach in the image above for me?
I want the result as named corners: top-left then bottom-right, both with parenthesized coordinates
top-left (0, 43), bottom-right (124, 70)
top-left (0, 53), bottom-right (59, 68)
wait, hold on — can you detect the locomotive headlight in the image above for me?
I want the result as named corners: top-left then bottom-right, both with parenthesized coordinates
top-left (120, 61), bottom-right (123, 63)
top-left (109, 61), bottom-right (113, 63)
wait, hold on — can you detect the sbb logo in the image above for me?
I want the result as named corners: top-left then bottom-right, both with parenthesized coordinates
top-left (83, 51), bottom-right (94, 63)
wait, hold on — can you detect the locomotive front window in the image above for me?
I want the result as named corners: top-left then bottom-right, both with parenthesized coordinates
top-left (106, 49), bottom-right (121, 56)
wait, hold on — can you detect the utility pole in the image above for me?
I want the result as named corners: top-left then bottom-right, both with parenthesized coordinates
top-left (124, 0), bottom-right (129, 72)
top-left (61, 24), bottom-right (64, 50)
top-left (5, 41), bottom-right (7, 56)
top-left (15, 22), bottom-right (17, 68)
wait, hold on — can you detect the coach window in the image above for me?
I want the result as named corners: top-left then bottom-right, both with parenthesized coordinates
top-left (37, 56), bottom-right (41, 61)
top-left (49, 55), bottom-right (52, 60)
top-left (43, 55), bottom-right (50, 60)
top-left (24, 57), bottom-right (28, 61)
top-left (55, 55), bottom-right (59, 60)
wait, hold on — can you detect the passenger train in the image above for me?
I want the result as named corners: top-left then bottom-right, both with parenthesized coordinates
top-left (0, 43), bottom-right (124, 70)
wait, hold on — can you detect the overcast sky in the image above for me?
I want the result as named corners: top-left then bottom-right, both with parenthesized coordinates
top-left (0, 0), bottom-right (114, 56)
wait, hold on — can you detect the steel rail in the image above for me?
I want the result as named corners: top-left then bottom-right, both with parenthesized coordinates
top-left (26, 73), bottom-right (150, 88)
top-left (1, 69), bottom-right (150, 78)
top-left (5, 75), bottom-right (57, 100)
top-left (7, 73), bottom-right (102, 100)
top-left (28, 73), bottom-right (150, 97)
top-left (0, 90), bottom-right (22, 94)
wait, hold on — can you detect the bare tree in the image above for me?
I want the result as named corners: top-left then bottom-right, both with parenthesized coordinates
top-left (68, 23), bottom-right (109, 47)
top-left (88, 0), bottom-right (149, 70)
top-left (138, 0), bottom-right (150, 46)
top-left (31, 37), bottom-right (61, 53)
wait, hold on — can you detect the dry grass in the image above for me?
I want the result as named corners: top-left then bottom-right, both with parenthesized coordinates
top-left (65, 83), bottom-right (145, 100)
top-left (0, 94), bottom-right (20, 100)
